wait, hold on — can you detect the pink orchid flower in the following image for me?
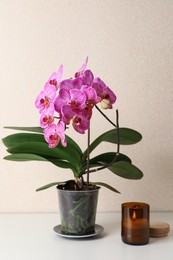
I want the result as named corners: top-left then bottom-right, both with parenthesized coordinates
top-left (40, 103), bottom-right (54, 128)
top-left (92, 77), bottom-right (117, 109)
top-left (72, 113), bottom-right (90, 134)
top-left (81, 70), bottom-right (94, 86)
top-left (54, 88), bottom-right (87, 124)
top-left (81, 85), bottom-right (101, 105)
top-left (47, 65), bottom-right (63, 89)
top-left (35, 83), bottom-right (56, 113)
top-left (44, 121), bottom-right (66, 148)
top-left (35, 59), bottom-right (117, 148)
top-left (60, 104), bottom-right (75, 125)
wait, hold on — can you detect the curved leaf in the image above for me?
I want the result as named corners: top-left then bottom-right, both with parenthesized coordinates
top-left (90, 182), bottom-right (120, 193)
top-left (81, 152), bottom-right (132, 173)
top-left (36, 181), bottom-right (66, 191)
top-left (3, 132), bottom-right (83, 177)
top-left (108, 161), bottom-right (143, 180)
top-left (36, 180), bottom-right (74, 191)
top-left (3, 131), bottom-right (82, 154)
top-left (103, 128), bottom-right (142, 145)
top-left (65, 135), bottom-right (82, 154)
top-left (7, 142), bottom-right (81, 173)
top-left (2, 133), bottom-right (45, 148)
top-left (3, 133), bottom-right (82, 162)
top-left (3, 153), bottom-right (76, 171)
top-left (89, 152), bottom-right (131, 164)
top-left (4, 126), bottom-right (43, 133)
top-left (4, 126), bottom-right (83, 154)
top-left (82, 128), bottom-right (142, 161)
top-left (4, 153), bottom-right (48, 161)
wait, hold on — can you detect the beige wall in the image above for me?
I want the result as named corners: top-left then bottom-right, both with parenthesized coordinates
top-left (1, 0), bottom-right (173, 212)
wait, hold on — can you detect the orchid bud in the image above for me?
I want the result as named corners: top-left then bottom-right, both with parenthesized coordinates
top-left (101, 99), bottom-right (111, 109)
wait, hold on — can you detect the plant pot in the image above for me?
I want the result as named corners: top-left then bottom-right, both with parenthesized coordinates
top-left (57, 186), bottom-right (100, 235)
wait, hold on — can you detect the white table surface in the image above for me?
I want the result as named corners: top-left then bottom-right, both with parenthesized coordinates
top-left (0, 212), bottom-right (172, 260)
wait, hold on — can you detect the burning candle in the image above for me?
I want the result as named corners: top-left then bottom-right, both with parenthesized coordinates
top-left (121, 202), bottom-right (150, 245)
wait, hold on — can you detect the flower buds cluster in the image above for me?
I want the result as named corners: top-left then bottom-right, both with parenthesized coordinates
top-left (35, 59), bottom-right (116, 148)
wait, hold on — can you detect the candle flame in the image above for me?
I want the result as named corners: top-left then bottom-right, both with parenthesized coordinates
top-left (132, 211), bottom-right (136, 221)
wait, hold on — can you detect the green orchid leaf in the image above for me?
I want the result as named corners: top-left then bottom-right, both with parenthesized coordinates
top-left (90, 182), bottom-right (120, 193)
top-left (3, 153), bottom-right (48, 161)
top-left (3, 128), bottom-right (82, 154)
top-left (89, 152), bottom-right (131, 164)
top-left (2, 133), bottom-right (45, 148)
top-left (3, 132), bottom-right (83, 177)
top-left (108, 161), bottom-right (143, 179)
top-left (45, 158), bottom-right (75, 169)
top-left (103, 128), bottom-right (142, 145)
top-left (3, 153), bottom-right (76, 171)
top-left (3, 131), bottom-right (82, 157)
top-left (82, 128), bottom-right (142, 161)
top-left (65, 135), bottom-right (82, 154)
top-left (36, 179), bottom-right (74, 191)
top-left (36, 181), bottom-right (66, 191)
top-left (4, 126), bottom-right (43, 133)
top-left (7, 142), bottom-right (81, 172)
top-left (3, 133), bottom-right (82, 163)
top-left (81, 152), bottom-right (132, 173)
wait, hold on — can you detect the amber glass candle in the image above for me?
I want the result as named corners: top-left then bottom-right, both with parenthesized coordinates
top-left (121, 202), bottom-right (150, 245)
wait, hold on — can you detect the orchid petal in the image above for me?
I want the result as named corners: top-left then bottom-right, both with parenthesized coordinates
top-left (44, 83), bottom-right (56, 101)
top-left (44, 121), bottom-right (66, 148)
top-left (70, 89), bottom-right (86, 110)
top-left (92, 77), bottom-right (107, 97)
top-left (75, 57), bottom-right (88, 77)
top-left (92, 77), bottom-right (117, 108)
top-left (82, 70), bottom-right (94, 86)
top-left (72, 114), bottom-right (90, 134)
top-left (82, 86), bottom-right (101, 104)
top-left (54, 89), bottom-right (70, 113)
top-left (40, 103), bottom-right (55, 128)
top-left (61, 105), bottom-right (75, 125)
top-left (60, 78), bottom-right (83, 91)
top-left (48, 65), bottom-right (63, 89)
top-left (35, 83), bottom-right (56, 113)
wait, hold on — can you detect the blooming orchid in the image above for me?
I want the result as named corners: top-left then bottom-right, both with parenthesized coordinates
top-left (34, 59), bottom-right (118, 146)
top-left (54, 88), bottom-right (87, 125)
top-left (3, 58), bottom-right (143, 194)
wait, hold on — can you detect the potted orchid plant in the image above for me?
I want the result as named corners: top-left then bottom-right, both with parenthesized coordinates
top-left (3, 58), bottom-right (143, 235)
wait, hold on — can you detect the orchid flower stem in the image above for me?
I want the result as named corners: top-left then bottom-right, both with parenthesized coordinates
top-left (86, 127), bottom-right (90, 186)
top-left (116, 109), bottom-right (120, 154)
top-left (86, 109), bottom-right (120, 174)
top-left (95, 105), bottom-right (117, 128)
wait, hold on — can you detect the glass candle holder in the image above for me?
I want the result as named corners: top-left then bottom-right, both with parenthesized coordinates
top-left (121, 202), bottom-right (150, 245)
